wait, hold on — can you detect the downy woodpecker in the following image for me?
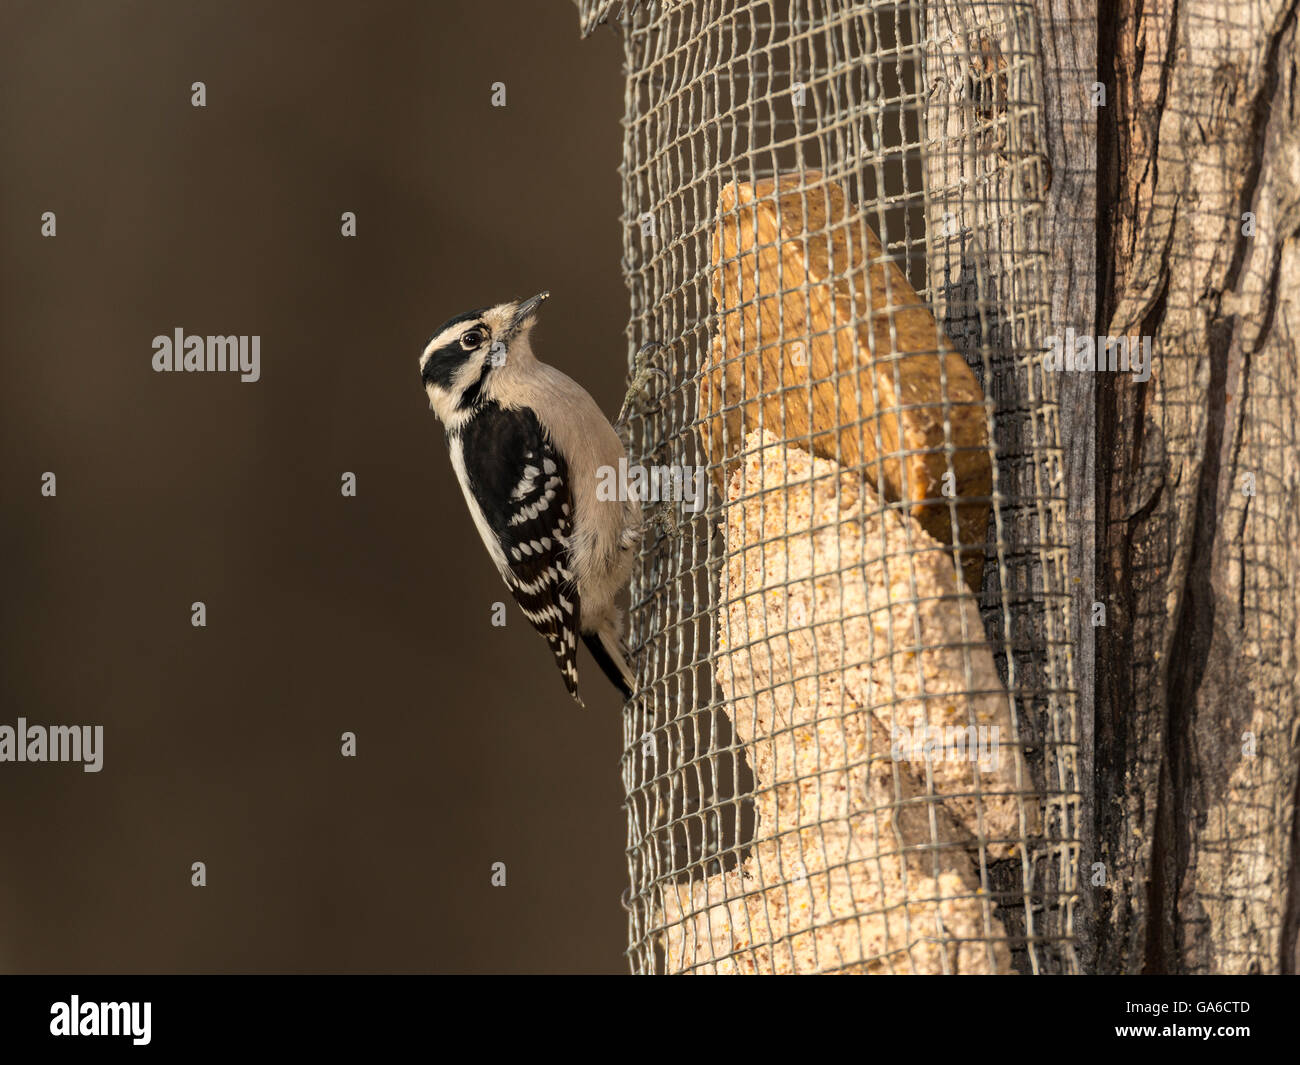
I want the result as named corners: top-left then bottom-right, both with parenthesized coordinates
top-left (419, 293), bottom-right (647, 705)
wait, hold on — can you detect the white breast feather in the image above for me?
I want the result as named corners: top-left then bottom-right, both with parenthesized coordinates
top-left (449, 437), bottom-right (509, 575)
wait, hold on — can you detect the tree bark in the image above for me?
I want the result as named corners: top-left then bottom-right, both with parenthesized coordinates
top-left (578, 0), bottom-right (1300, 974)
top-left (1096, 0), bottom-right (1300, 974)
top-left (1030, 0), bottom-right (1099, 969)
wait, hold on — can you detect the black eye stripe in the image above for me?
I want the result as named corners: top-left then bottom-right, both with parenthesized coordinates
top-left (421, 339), bottom-right (472, 389)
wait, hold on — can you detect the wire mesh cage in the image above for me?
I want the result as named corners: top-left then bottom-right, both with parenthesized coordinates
top-left (579, 0), bottom-right (1079, 974)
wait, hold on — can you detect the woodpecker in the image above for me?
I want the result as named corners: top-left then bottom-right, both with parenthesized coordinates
top-left (419, 293), bottom-right (646, 705)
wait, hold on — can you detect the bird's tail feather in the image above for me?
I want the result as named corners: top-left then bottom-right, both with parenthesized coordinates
top-left (583, 626), bottom-right (635, 700)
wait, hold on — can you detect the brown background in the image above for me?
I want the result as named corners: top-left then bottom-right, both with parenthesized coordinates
top-left (0, 0), bottom-right (632, 973)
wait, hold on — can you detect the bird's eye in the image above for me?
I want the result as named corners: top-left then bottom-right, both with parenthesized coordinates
top-left (462, 329), bottom-right (486, 349)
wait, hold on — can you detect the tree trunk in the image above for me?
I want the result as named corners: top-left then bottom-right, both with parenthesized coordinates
top-left (1095, 0), bottom-right (1300, 974)
top-left (1029, 0), bottom-right (1099, 968)
top-left (577, 0), bottom-right (1300, 974)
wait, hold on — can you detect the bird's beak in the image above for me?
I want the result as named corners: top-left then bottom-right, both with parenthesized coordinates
top-left (508, 291), bottom-right (549, 336)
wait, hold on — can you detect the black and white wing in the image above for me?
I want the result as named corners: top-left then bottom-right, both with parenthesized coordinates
top-left (449, 402), bottom-right (584, 702)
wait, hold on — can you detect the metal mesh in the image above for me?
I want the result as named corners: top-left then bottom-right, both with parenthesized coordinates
top-left (582, 0), bottom-right (1079, 974)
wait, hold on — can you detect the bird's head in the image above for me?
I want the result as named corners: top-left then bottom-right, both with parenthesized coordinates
top-left (419, 291), bottom-right (549, 426)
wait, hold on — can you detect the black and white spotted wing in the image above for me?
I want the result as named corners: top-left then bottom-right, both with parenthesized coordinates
top-left (451, 402), bottom-right (583, 701)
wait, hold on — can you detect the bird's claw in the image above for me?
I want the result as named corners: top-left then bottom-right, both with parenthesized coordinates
top-left (616, 341), bottom-right (670, 429)
top-left (644, 499), bottom-right (681, 537)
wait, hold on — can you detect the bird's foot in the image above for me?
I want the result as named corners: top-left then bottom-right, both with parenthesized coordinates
top-left (644, 499), bottom-right (681, 538)
top-left (616, 342), bottom-right (670, 430)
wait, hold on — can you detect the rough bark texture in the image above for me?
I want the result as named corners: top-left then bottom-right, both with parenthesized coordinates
top-left (923, 1), bottom-right (1083, 974)
top-left (579, 0), bottom-right (1299, 974)
top-left (1030, 0), bottom-right (1099, 968)
top-left (1097, 0), bottom-right (1300, 974)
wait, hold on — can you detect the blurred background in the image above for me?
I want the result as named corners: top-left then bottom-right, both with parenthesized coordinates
top-left (0, 0), bottom-right (631, 973)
